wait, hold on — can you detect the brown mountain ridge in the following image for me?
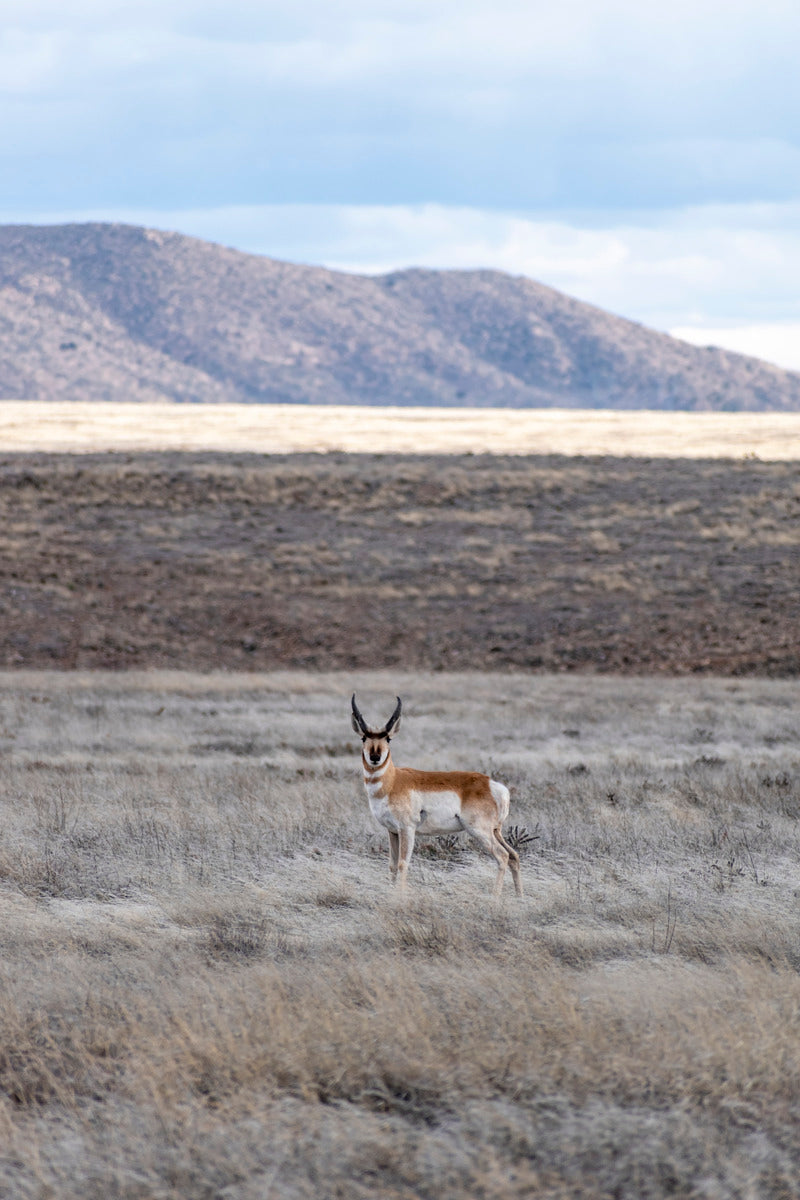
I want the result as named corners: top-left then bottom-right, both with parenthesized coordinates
top-left (1, 221), bottom-right (799, 410)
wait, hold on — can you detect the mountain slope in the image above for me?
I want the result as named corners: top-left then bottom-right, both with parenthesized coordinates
top-left (1, 221), bottom-right (798, 410)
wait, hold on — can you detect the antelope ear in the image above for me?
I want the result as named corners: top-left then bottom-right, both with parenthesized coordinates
top-left (351, 711), bottom-right (363, 735)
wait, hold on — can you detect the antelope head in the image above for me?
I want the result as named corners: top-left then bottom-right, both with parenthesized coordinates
top-left (351, 694), bottom-right (402, 768)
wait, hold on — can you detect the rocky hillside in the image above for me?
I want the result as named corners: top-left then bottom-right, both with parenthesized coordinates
top-left (1, 221), bottom-right (799, 410)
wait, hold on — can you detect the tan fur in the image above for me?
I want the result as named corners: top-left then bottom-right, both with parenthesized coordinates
top-left (364, 757), bottom-right (499, 819)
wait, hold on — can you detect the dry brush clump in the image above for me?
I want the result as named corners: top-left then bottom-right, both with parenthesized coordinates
top-left (0, 671), bottom-right (799, 1198)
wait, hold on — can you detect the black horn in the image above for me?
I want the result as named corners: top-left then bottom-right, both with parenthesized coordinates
top-left (351, 693), bottom-right (369, 736)
top-left (382, 696), bottom-right (402, 736)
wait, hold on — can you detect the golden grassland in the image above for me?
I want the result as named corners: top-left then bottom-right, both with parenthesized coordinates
top-left (3, 400), bottom-right (800, 457)
top-left (2, 670), bottom-right (800, 1198)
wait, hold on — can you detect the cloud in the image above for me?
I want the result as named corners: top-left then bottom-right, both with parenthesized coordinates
top-left (2, 1), bottom-right (800, 211)
top-left (669, 322), bottom-right (800, 371)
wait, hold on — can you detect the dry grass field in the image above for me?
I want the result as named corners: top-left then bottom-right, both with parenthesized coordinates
top-left (3, 401), bottom-right (800, 458)
top-left (1, 670), bottom-right (800, 1198)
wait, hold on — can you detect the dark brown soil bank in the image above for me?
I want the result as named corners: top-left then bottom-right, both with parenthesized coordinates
top-left (2, 451), bottom-right (798, 674)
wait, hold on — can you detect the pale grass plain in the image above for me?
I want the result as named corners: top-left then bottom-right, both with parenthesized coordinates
top-left (2, 400), bottom-right (800, 458)
top-left (1, 670), bottom-right (800, 1198)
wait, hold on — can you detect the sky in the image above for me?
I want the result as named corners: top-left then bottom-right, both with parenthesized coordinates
top-left (2, 0), bottom-right (800, 368)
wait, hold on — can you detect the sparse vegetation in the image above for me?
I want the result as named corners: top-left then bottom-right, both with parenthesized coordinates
top-left (0, 670), bottom-right (799, 1197)
top-left (1, 450), bottom-right (799, 674)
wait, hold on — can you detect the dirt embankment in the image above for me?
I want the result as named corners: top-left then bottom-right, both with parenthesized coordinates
top-left (2, 451), bottom-right (799, 674)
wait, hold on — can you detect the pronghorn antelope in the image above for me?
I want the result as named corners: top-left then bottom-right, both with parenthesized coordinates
top-left (351, 694), bottom-right (522, 896)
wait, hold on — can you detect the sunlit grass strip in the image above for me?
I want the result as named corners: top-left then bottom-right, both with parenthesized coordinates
top-left (1, 401), bottom-right (800, 458)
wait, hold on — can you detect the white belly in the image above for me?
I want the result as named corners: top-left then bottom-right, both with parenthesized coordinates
top-left (365, 785), bottom-right (465, 834)
top-left (412, 791), bottom-right (464, 835)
